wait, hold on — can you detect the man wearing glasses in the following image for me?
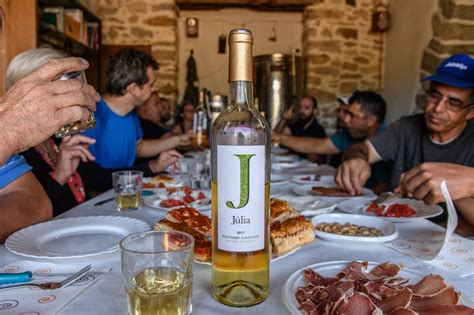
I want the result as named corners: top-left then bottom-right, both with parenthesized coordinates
top-left (336, 54), bottom-right (474, 234)
top-left (273, 91), bottom-right (391, 194)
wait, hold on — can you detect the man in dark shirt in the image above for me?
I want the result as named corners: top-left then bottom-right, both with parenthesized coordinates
top-left (274, 95), bottom-right (326, 161)
top-left (138, 91), bottom-right (167, 140)
top-left (273, 91), bottom-right (391, 194)
top-left (336, 54), bottom-right (474, 234)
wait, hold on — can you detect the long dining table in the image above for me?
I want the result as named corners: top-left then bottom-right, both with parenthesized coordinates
top-left (1, 176), bottom-right (473, 314)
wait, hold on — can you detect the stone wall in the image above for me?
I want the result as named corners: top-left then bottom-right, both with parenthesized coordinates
top-left (417, 0), bottom-right (474, 111)
top-left (303, 0), bottom-right (385, 132)
top-left (97, 0), bottom-right (179, 103)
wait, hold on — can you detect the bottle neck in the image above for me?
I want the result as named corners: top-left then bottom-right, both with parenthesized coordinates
top-left (228, 81), bottom-right (254, 110)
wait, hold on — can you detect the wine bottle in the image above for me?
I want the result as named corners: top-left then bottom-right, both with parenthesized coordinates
top-left (192, 90), bottom-right (209, 150)
top-left (211, 29), bottom-right (270, 307)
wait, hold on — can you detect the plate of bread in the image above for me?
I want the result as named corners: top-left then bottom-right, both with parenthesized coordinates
top-left (154, 200), bottom-right (315, 264)
top-left (143, 175), bottom-right (183, 189)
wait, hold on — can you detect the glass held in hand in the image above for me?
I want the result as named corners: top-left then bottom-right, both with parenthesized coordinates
top-left (120, 231), bottom-right (194, 315)
top-left (112, 171), bottom-right (143, 211)
top-left (54, 71), bottom-right (96, 138)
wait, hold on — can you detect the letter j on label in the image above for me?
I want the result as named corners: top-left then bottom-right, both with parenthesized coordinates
top-left (226, 154), bottom-right (255, 209)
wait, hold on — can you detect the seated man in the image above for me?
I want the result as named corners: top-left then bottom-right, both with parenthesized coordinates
top-left (157, 96), bottom-right (172, 130)
top-left (138, 91), bottom-right (167, 140)
top-left (336, 54), bottom-right (474, 234)
top-left (83, 48), bottom-right (191, 169)
top-left (274, 91), bottom-right (391, 194)
top-left (274, 95), bottom-right (326, 162)
top-left (0, 57), bottom-right (99, 242)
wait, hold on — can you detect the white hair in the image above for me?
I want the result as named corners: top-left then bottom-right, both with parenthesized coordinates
top-left (5, 47), bottom-right (66, 91)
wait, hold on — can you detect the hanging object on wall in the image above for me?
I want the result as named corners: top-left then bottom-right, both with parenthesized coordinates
top-left (268, 23), bottom-right (277, 42)
top-left (371, 5), bottom-right (390, 33)
top-left (218, 34), bottom-right (226, 54)
top-left (186, 17), bottom-right (199, 37)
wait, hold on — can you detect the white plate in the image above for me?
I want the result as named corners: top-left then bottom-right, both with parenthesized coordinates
top-left (143, 195), bottom-right (211, 211)
top-left (5, 216), bottom-right (150, 259)
top-left (143, 177), bottom-right (183, 188)
top-left (282, 261), bottom-right (474, 315)
top-left (292, 184), bottom-right (374, 199)
top-left (337, 197), bottom-right (443, 222)
top-left (311, 213), bottom-right (398, 243)
top-left (272, 154), bottom-right (301, 163)
top-left (194, 246), bottom-right (301, 265)
top-left (271, 173), bottom-right (291, 185)
top-left (272, 161), bottom-right (305, 171)
top-left (291, 174), bottom-right (335, 185)
top-left (276, 195), bottom-right (337, 216)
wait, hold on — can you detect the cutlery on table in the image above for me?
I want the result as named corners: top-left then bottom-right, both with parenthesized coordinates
top-left (0, 264), bottom-right (91, 290)
top-left (94, 197), bottom-right (114, 206)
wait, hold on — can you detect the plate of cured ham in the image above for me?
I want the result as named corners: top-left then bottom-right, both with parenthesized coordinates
top-left (283, 260), bottom-right (474, 315)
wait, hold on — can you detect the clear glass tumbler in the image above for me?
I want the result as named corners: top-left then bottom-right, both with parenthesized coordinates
top-left (112, 171), bottom-right (143, 211)
top-left (120, 231), bottom-right (194, 315)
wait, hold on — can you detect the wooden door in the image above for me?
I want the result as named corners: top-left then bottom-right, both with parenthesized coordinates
top-left (99, 44), bottom-right (152, 95)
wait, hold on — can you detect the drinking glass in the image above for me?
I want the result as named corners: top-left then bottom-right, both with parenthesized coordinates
top-left (120, 231), bottom-right (194, 315)
top-left (112, 171), bottom-right (143, 211)
top-left (54, 71), bottom-right (96, 138)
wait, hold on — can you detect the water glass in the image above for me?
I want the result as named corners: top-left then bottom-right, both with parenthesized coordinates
top-left (112, 171), bottom-right (143, 211)
top-left (120, 231), bottom-right (194, 315)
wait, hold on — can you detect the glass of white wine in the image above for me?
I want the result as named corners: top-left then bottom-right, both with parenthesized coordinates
top-left (112, 171), bottom-right (143, 211)
top-left (120, 231), bottom-right (194, 315)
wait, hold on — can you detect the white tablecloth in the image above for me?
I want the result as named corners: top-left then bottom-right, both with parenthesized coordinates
top-left (1, 188), bottom-right (473, 315)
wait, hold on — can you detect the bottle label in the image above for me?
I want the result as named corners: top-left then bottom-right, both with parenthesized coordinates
top-left (217, 145), bottom-right (265, 252)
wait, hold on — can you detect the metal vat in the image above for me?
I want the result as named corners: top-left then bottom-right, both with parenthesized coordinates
top-left (253, 53), bottom-right (303, 129)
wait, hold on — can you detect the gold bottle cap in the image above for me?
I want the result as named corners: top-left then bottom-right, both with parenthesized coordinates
top-left (228, 28), bottom-right (253, 82)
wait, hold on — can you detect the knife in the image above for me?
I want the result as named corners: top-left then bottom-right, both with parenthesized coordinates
top-left (93, 197), bottom-right (114, 206)
top-left (0, 271), bottom-right (32, 285)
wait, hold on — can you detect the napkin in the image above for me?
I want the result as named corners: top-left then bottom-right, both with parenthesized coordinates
top-left (0, 261), bottom-right (110, 314)
top-left (388, 181), bottom-right (474, 277)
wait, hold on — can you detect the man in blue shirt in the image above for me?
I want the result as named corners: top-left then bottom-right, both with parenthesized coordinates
top-left (273, 91), bottom-right (390, 194)
top-left (83, 49), bottom-right (190, 169)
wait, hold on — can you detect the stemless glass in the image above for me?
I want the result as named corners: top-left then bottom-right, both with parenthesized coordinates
top-left (120, 231), bottom-right (194, 315)
top-left (112, 171), bottom-right (143, 211)
top-left (55, 71), bottom-right (96, 138)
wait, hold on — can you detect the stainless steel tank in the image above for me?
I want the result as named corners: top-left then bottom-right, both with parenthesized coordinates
top-left (253, 53), bottom-right (303, 129)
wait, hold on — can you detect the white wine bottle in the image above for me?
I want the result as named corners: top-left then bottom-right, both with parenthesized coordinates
top-left (192, 90), bottom-right (209, 150)
top-left (211, 28), bottom-right (270, 307)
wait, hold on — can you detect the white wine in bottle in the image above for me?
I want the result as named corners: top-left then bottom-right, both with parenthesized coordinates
top-left (211, 28), bottom-right (271, 307)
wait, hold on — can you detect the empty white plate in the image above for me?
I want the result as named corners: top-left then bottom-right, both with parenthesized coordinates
top-left (5, 216), bottom-right (150, 259)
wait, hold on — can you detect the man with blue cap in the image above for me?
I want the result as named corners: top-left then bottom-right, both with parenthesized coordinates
top-left (335, 54), bottom-right (474, 235)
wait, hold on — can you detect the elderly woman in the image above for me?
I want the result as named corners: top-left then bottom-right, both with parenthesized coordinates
top-left (6, 47), bottom-right (181, 216)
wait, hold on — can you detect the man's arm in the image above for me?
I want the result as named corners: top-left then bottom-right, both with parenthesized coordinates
top-left (0, 172), bottom-right (52, 243)
top-left (335, 140), bottom-right (383, 195)
top-left (136, 135), bottom-right (191, 158)
top-left (274, 134), bottom-right (340, 155)
top-left (455, 198), bottom-right (474, 236)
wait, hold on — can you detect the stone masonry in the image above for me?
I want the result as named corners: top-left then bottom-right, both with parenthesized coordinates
top-left (417, 0), bottom-right (474, 112)
top-left (303, 0), bottom-right (386, 132)
top-left (96, 0), bottom-right (386, 131)
top-left (98, 0), bottom-right (179, 103)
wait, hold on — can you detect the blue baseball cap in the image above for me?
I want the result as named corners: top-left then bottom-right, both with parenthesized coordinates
top-left (423, 54), bottom-right (474, 88)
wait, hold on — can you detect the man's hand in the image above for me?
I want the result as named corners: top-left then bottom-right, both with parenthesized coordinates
top-left (272, 132), bottom-right (283, 144)
top-left (335, 158), bottom-right (371, 195)
top-left (395, 163), bottom-right (474, 205)
top-left (281, 105), bottom-right (294, 121)
top-left (0, 57), bottom-right (100, 161)
top-left (55, 135), bottom-right (96, 185)
top-left (176, 132), bottom-right (193, 147)
top-left (149, 150), bottom-right (183, 173)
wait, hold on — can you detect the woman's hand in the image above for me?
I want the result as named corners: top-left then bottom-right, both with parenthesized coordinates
top-left (54, 135), bottom-right (96, 185)
top-left (149, 150), bottom-right (183, 173)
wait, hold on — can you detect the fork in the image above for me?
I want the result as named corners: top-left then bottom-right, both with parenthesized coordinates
top-left (372, 192), bottom-right (401, 205)
top-left (0, 264), bottom-right (91, 290)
